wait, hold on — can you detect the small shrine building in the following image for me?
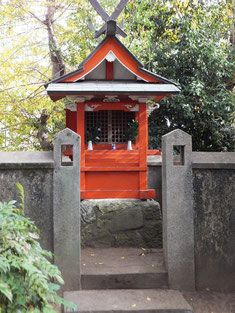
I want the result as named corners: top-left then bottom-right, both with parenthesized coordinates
top-left (46, 20), bottom-right (180, 200)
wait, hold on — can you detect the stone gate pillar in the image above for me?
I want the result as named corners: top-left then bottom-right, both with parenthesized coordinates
top-left (53, 128), bottom-right (81, 291)
top-left (162, 129), bottom-right (195, 291)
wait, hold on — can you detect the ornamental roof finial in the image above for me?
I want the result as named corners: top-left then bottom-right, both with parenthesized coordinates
top-left (88, 0), bottom-right (129, 38)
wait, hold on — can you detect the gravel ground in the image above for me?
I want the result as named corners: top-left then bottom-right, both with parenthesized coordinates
top-left (183, 292), bottom-right (235, 313)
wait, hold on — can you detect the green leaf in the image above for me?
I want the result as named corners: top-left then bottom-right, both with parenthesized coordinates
top-left (58, 297), bottom-right (78, 311)
top-left (0, 280), bottom-right (13, 302)
top-left (16, 182), bottom-right (24, 212)
top-left (48, 282), bottom-right (60, 291)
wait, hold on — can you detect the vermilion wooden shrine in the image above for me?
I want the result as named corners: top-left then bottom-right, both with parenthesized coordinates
top-left (46, 3), bottom-right (180, 200)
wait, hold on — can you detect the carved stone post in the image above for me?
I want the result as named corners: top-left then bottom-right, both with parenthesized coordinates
top-left (162, 129), bottom-right (195, 291)
top-left (53, 128), bottom-right (81, 291)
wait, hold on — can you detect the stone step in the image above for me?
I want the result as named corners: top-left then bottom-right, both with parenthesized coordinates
top-left (81, 272), bottom-right (168, 290)
top-left (81, 247), bottom-right (168, 289)
top-left (64, 289), bottom-right (193, 313)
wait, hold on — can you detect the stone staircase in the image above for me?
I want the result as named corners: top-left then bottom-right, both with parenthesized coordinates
top-left (64, 248), bottom-right (193, 313)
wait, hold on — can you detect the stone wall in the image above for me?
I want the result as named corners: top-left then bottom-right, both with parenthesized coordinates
top-left (192, 152), bottom-right (235, 292)
top-left (147, 155), bottom-right (162, 207)
top-left (193, 168), bottom-right (235, 292)
top-left (0, 152), bottom-right (163, 252)
top-left (0, 152), bottom-right (54, 252)
top-left (0, 149), bottom-right (235, 291)
top-left (149, 151), bottom-right (235, 291)
top-left (81, 199), bottom-right (162, 248)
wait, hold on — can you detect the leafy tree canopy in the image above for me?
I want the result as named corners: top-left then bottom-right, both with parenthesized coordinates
top-left (123, 0), bottom-right (234, 151)
top-left (0, 0), bottom-right (234, 151)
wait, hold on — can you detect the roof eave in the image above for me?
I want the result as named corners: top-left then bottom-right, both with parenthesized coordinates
top-left (44, 35), bottom-right (145, 87)
top-left (47, 90), bottom-right (180, 96)
top-left (44, 34), bottom-right (180, 87)
top-left (138, 68), bottom-right (179, 86)
top-left (44, 36), bottom-right (110, 86)
top-left (113, 36), bottom-right (143, 68)
top-left (44, 67), bottom-right (85, 88)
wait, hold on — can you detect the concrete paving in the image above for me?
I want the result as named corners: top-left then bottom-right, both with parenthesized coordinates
top-left (81, 248), bottom-right (168, 289)
top-left (183, 292), bottom-right (235, 313)
top-left (64, 289), bottom-right (193, 313)
top-left (81, 248), bottom-right (166, 274)
top-left (64, 248), bottom-right (193, 312)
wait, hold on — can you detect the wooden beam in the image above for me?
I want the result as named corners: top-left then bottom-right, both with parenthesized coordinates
top-left (77, 103), bottom-right (85, 190)
top-left (106, 60), bottom-right (113, 80)
top-left (81, 167), bottom-right (148, 172)
top-left (110, 0), bottom-right (129, 20)
top-left (138, 103), bottom-right (148, 190)
top-left (81, 189), bottom-right (155, 200)
top-left (88, 0), bottom-right (109, 21)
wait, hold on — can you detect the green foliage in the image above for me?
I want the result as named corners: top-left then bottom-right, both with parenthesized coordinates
top-left (124, 0), bottom-right (235, 151)
top-left (125, 120), bottom-right (139, 142)
top-left (86, 125), bottom-right (101, 144)
top-left (0, 0), bottom-right (67, 151)
top-left (0, 0), bottom-right (234, 151)
top-left (0, 184), bottom-right (77, 313)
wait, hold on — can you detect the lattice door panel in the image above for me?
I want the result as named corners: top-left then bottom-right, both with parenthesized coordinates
top-left (112, 110), bottom-right (134, 143)
top-left (85, 110), bottom-right (135, 143)
top-left (85, 111), bottom-right (108, 143)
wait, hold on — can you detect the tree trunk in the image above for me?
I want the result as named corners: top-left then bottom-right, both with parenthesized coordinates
top-left (36, 109), bottom-right (54, 151)
top-left (36, 0), bottom-right (66, 150)
top-left (44, 0), bottom-right (65, 80)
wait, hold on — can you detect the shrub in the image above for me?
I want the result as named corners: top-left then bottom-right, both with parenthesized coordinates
top-left (0, 184), bottom-right (77, 313)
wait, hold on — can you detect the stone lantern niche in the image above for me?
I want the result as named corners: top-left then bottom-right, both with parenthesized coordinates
top-left (46, 3), bottom-right (180, 200)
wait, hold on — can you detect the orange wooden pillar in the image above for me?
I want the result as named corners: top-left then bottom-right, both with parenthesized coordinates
top-left (66, 109), bottom-right (77, 132)
top-left (77, 103), bottom-right (85, 191)
top-left (138, 102), bottom-right (148, 198)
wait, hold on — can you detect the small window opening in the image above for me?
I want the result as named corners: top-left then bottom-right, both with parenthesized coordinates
top-left (61, 145), bottom-right (73, 166)
top-left (173, 145), bottom-right (185, 166)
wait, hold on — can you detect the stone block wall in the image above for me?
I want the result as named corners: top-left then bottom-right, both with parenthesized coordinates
top-left (0, 148), bottom-right (235, 291)
top-left (81, 199), bottom-right (162, 248)
top-left (0, 152), bottom-right (162, 251)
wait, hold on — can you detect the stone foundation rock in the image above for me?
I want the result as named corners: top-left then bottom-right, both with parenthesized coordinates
top-left (81, 199), bottom-right (162, 248)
